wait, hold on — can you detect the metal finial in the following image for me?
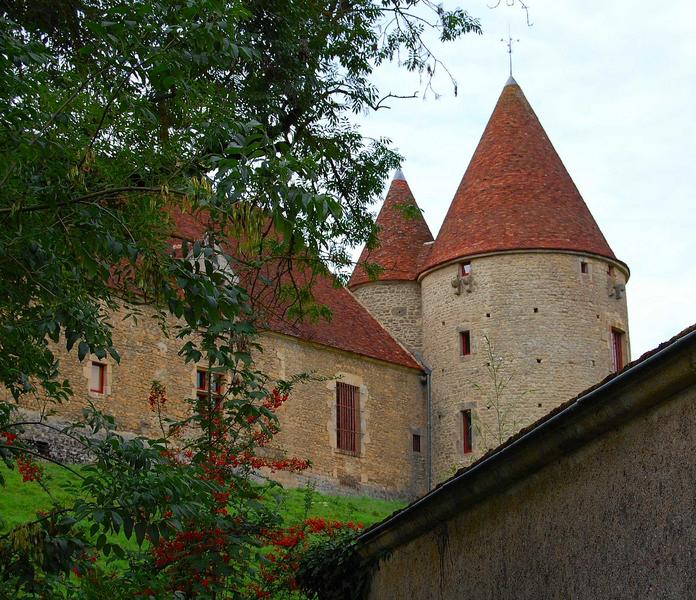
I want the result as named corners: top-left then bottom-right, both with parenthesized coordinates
top-left (501, 26), bottom-right (520, 77)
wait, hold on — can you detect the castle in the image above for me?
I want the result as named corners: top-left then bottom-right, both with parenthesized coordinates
top-left (13, 76), bottom-right (630, 499)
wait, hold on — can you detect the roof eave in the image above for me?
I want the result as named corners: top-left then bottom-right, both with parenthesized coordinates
top-left (418, 248), bottom-right (630, 282)
top-left (356, 325), bottom-right (696, 560)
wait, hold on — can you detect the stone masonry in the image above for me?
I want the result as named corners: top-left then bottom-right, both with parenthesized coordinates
top-left (8, 305), bottom-right (427, 499)
top-left (420, 251), bottom-right (629, 479)
top-left (352, 281), bottom-right (424, 355)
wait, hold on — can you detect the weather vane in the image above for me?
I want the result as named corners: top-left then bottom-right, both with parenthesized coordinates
top-left (501, 27), bottom-right (520, 77)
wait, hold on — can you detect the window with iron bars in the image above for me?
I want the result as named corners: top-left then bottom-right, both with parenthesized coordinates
top-left (336, 382), bottom-right (360, 454)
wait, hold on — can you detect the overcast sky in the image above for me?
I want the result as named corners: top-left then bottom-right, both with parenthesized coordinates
top-left (353, 0), bottom-right (696, 358)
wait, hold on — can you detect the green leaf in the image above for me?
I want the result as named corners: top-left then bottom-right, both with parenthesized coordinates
top-left (134, 521), bottom-right (147, 546)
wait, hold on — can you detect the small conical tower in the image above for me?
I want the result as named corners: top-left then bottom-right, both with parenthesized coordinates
top-left (350, 170), bottom-right (433, 354)
top-left (420, 77), bottom-right (630, 480)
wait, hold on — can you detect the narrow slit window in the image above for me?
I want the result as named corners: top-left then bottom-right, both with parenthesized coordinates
top-left (462, 410), bottom-right (473, 454)
top-left (460, 331), bottom-right (471, 356)
top-left (336, 382), bottom-right (360, 454)
top-left (460, 261), bottom-right (472, 277)
top-left (412, 433), bottom-right (421, 453)
top-left (581, 261), bottom-right (589, 274)
top-left (611, 329), bottom-right (625, 372)
top-left (89, 362), bottom-right (106, 394)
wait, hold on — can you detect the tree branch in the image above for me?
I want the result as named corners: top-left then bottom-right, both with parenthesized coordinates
top-left (0, 187), bottom-right (187, 215)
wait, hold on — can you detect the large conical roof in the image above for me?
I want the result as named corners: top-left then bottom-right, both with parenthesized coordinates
top-left (350, 171), bottom-right (434, 288)
top-left (423, 77), bottom-right (617, 273)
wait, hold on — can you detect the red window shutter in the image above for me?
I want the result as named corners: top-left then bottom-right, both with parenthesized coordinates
top-left (463, 410), bottom-right (473, 454)
top-left (460, 331), bottom-right (471, 356)
top-left (90, 362), bottom-right (106, 393)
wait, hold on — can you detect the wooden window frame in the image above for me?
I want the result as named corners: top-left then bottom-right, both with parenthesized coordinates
top-left (460, 330), bottom-right (472, 356)
top-left (89, 362), bottom-right (106, 394)
top-left (462, 410), bottom-right (473, 454)
top-left (336, 382), bottom-right (360, 455)
top-left (412, 433), bottom-right (421, 453)
top-left (196, 368), bottom-right (224, 408)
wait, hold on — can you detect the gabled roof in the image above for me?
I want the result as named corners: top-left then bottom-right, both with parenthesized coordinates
top-left (266, 274), bottom-right (422, 370)
top-left (170, 209), bottom-right (421, 370)
top-left (424, 77), bottom-right (617, 273)
top-left (350, 171), bottom-right (434, 288)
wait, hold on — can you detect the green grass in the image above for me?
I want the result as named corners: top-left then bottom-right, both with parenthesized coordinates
top-left (0, 462), bottom-right (403, 534)
top-left (275, 486), bottom-right (403, 528)
top-left (0, 460), bottom-right (82, 531)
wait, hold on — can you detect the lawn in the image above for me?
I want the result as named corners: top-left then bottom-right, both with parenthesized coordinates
top-left (0, 461), bottom-right (404, 534)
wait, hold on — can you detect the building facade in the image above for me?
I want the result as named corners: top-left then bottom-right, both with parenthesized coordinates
top-left (12, 77), bottom-right (630, 498)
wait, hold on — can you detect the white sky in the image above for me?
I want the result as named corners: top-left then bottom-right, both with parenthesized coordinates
top-left (353, 0), bottom-right (696, 358)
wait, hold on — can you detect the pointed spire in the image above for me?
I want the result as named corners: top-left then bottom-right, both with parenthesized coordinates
top-left (505, 74), bottom-right (517, 87)
top-left (349, 173), bottom-right (434, 288)
top-left (424, 79), bottom-right (617, 273)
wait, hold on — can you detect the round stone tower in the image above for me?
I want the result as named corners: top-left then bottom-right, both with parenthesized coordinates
top-left (349, 170), bottom-right (434, 356)
top-left (420, 76), bottom-right (630, 480)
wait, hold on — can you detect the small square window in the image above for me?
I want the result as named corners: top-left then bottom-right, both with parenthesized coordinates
top-left (460, 331), bottom-right (471, 356)
top-left (412, 433), bottom-right (421, 453)
top-left (462, 410), bottom-right (473, 454)
top-left (581, 261), bottom-right (588, 274)
top-left (89, 362), bottom-right (106, 394)
top-left (460, 261), bottom-right (471, 277)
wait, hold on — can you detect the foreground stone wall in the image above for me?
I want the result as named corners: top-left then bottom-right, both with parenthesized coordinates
top-left (5, 305), bottom-right (426, 499)
top-left (420, 251), bottom-right (629, 480)
top-left (366, 382), bottom-right (696, 599)
top-left (352, 281), bottom-right (424, 355)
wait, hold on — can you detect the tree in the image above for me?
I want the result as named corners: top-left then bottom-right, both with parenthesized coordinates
top-left (0, 1), bottom-right (480, 596)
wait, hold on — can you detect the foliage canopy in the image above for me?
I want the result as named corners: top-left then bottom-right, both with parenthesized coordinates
top-left (0, 0), bottom-right (479, 596)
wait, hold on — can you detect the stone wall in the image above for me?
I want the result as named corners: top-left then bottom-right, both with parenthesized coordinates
top-left (352, 281), bottom-right (424, 355)
top-left (5, 306), bottom-right (427, 499)
top-left (364, 380), bottom-right (696, 599)
top-left (420, 251), bottom-right (629, 480)
top-left (255, 332), bottom-right (427, 499)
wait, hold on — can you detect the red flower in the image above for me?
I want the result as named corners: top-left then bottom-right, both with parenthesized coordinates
top-left (16, 455), bottom-right (43, 482)
top-left (0, 431), bottom-right (17, 445)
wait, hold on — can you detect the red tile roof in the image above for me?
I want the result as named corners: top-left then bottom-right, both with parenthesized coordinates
top-left (170, 209), bottom-right (421, 370)
top-left (349, 173), bottom-right (433, 288)
top-left (424, 77), bottom-right (617, 273)
top-left (267, 273), bottom-right (422, 370)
